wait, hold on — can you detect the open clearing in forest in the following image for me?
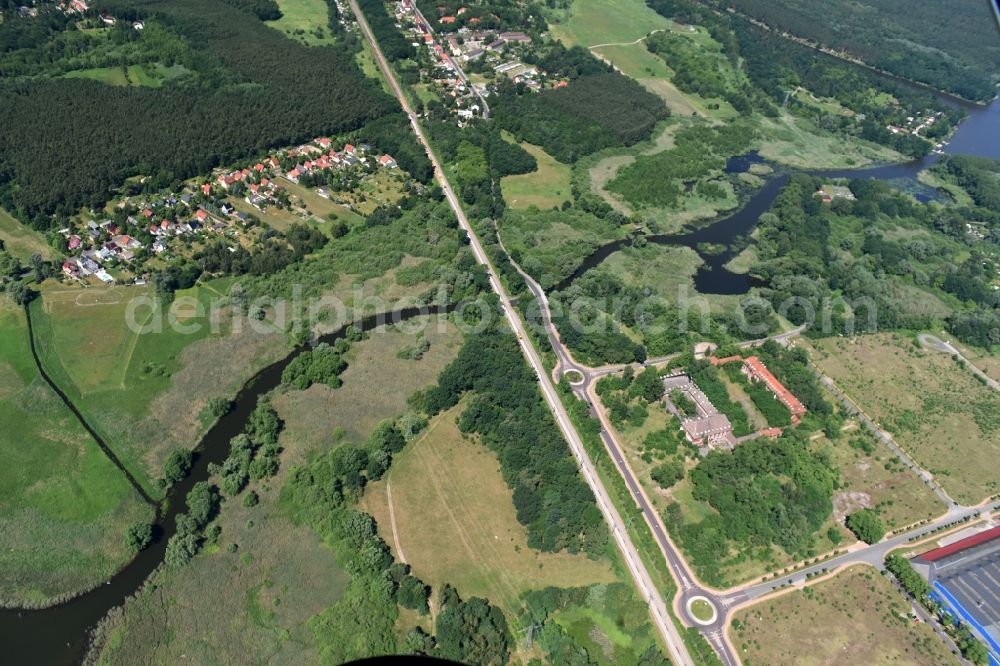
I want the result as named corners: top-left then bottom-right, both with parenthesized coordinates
top-left (266, 0), bottom-right (336, 45)
top-left (730, 566), bottom-right (959, 666)
top-left (363, 402), bottom-right (617, 622)
top-left (0, 208), bottom-right (56, 262)
top-left (811, 333), bottom-right (1000, 505)
top-left (0, 298), bottom-right (150, 607)
top-left (501, 139), bottom-right (572, 211)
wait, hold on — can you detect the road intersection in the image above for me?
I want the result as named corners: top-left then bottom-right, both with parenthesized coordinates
top-left (348, 3), bottom-right (692, 664)
top-left (348, 5), bottom-right (998, 663)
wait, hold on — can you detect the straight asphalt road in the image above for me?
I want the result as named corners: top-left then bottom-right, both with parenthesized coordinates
top-left (346, 3), bottom-right (694, 664)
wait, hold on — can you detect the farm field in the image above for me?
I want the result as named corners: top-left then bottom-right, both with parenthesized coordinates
top-left (29, 280), bottom-right (291, 496)
top-left (0, 298), bottom-right (151, 607)
top-left (811, 333), bottom-right (1000, 505)
top-left (500, 139), bottom-right (572, 211)
top-left (0, 208), bottom-right (56, 262)
top-left (266, 0), bottom-right (336, 45)
top-left (730, 566), bottom-right (960, 666)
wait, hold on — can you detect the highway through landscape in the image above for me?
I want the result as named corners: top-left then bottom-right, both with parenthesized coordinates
top-left (347, 2), bottom-right (693, 665)
top-left (349, 5), bottom-right (1000, 665)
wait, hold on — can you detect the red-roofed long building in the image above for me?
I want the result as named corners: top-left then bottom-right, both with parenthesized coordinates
top-left (741, 356), bottom-right (807, 418)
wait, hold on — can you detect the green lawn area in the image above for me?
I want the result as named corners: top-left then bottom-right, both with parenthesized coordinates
top-left (500, 138), bottom-right (572, 211)
top-left (731, 566), bottom-right (959, 666)
top-left (266, 0), bottom-right (336, 45)
top-left (0, 208), bottom-right (56, 262)
top-left (29, 280), bottom-right (291, 496)
top-left (0, 298), bottom-right (151, 607)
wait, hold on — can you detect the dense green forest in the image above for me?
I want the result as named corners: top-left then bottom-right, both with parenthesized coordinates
top-left (749, 173), bottom-right (1000, 348)
top-left (357, 0), bottom-right (415, 60)
top-left (419, 313), bottom-right (610, 556)
top-left (494, 45), bottom-right (669, 162)
top-left (933, 156), bottom-right (1000, 212)
top-left (0, 0), bottom-right (430, 222)
top-left (646, 0), bottom-right (965, 158)
top-left (666, 431), bottom-right (838, 585)
top-left (720, 0), bottom-right (1000, 102)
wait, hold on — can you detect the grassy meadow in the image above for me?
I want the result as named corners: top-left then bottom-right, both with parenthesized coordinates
top-left (29, 280), bottom-right (291, 496)
top-left (730, 566), bottom-right (960, 666)
top-left (62, 63), bottom-right (188, 88)
top-left (0, 298), bottom-right (151, 607)
top-left (362, 403), bottom-right (617, 622)
top-left (811, 333), bottom-right (1000, 505)
top-left (500, 138), bottom-right (572, 211)
top-left (0, 208), bottom-right (56, 262)
top-left (90, 313), bottom-right (466, 664)
top-left (266, 0), bottom-right (337, 45)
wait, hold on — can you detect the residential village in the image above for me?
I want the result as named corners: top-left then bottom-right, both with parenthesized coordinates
top-left (392, 0), bottom-right (563, 121)
top-left (60, 138), bottom-right (404, 286)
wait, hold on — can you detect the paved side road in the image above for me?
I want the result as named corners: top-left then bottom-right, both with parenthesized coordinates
top-left (919, 333), bottom-right (1000, 392)
top-left (345, 3), bottom-right (694, 665)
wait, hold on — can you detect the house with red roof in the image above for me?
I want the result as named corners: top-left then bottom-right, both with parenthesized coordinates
top-left (378, 154), bottom-right (398, 168)
top-left (195, 210), bottom-right (209, 223)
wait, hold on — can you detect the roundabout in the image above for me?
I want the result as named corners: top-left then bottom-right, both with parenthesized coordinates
top-left (562, 368), bottom-right (585, 386)
top-left (687, 596), bottom-right (718, 626)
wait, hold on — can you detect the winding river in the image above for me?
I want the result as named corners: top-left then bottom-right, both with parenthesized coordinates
top-left (3, 78), bottom-right (1000, 666)
top-left (1, 303), bottom-right (456, 665)
top-left (557, 94), bottom-right (1000, 296)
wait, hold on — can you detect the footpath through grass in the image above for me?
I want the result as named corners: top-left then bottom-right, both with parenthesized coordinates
top-left (0, 297), bottom-right (151, 607)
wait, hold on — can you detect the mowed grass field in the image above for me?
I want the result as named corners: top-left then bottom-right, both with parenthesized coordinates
top-left (0, 208), bottom-right (56, 262)
top-left (500, 139), bottom-right (572, 211)
top-left (811, 333), bottom-right (1000, 505)
top-left (266, 0), bottom-right (336, 45)
top-left (548, 0), bottom-right (671, 49)
top-left (362, 402), bottom-right (617, 628)
top-left (0, 298), bottom-right (151, 607)
top-left (730, 566), bottom-right (960, 666)
top-left (30, 281), bottom-right (291, 495)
